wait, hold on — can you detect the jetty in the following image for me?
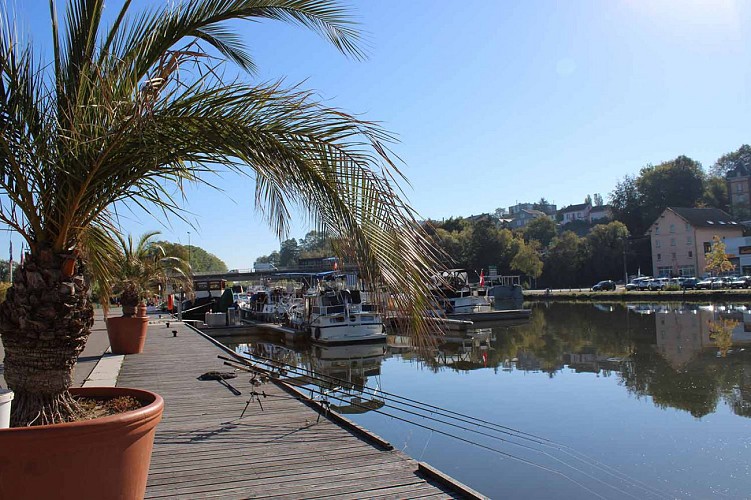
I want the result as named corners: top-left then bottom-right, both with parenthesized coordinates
top-left (115, 315), bottom-right (485, 499)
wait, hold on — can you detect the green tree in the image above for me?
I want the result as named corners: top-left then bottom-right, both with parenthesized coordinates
top-left (610, 175), bottom-right (645, 235)
top-left (584, 194), bottom-right (592, 205)
top-left (711, 144), bottom-right (751, 177)
top-left (542, 231), bottom-right (588, 288)
top-left (593, 193), bottom-right (604, 206)
top-left (586, 222), bottom-right (629, 281)
top-left (701, 176), bottom-right (729, 212)
top-left (704, 235), bottom-right (735, 275)
top-left (186, 246), bottom-right (228, 273)
top-left (636, 156), bottom-right (705, 227)
top-left (510, 238), bottom-right (543, 282)
top-left (0, 0), bottom-right (442, 426)
top-left (299, 230), bottom-right (331, 257)
top-left (524, 216), bottom-right (557, 248)
top-left (279, 238), bottom-right (300, 267)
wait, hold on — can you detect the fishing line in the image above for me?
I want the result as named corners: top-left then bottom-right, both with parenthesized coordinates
top-left (245, 351), bottom-right (552, 444)
top-left (241, 352), bottom-right (671, 499)
top-left (281, 374), bottom-right (657, 500)
top-left (285, 378), bottom-right (610, 500)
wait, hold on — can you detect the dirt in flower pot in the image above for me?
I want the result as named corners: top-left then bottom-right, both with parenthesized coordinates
top-left (74, 395), bottom-right (144, 420)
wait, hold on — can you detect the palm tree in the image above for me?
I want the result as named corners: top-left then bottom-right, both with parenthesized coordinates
top-left (107, 231), bottom-right (192, 316)
top-left (0, 0), bottom-right (443, 426)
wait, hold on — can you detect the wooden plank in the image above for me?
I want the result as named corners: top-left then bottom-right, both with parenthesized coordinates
top-left (115, 320), bottom-right (464, 499)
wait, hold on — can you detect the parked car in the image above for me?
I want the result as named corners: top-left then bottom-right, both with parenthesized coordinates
top-left (637, 278), bottom-right (653, 291)
top-left (625, 277), bottom-right (650, 291)
top-left (648, 278), bottom-right (669, 291)
top-left (728, 276), bottom-right (751, 289)
top-left (712, 277), bottom-right (732, 289)
top-left (681, 278), bottom-right (699, 289)
top-left (696, 277), bottom-right (716, 290)
top-left (592, 280), bottom-right (616, 291)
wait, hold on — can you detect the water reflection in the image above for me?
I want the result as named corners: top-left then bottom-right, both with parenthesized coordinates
top-left (227, 337), bottom-right (387, 415)
top-left (223, 301), bottom-right (751, 420)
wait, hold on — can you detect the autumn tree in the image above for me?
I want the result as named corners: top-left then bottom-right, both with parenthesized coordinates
top-left (704, 235), bottom-right (735, 276)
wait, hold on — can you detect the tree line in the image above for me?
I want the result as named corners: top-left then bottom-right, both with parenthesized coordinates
top-left (254, 146), bottom-right (751, 287)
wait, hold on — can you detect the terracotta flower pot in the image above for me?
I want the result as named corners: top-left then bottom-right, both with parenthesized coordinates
top-left (107, 316), bottom-right (149, 354)
top-left (0, 387), bottom-right (164, 500)
top-left (137, 303), bottom-right (148, 318)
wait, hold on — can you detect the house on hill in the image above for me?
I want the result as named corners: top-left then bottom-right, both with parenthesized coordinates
top-left (509, 208), bottom-right (548, 229)
top-left (589, 204), bottom-right (612, 223)
top-left (647, 207), bottom-right (742, 278)
top-left (560, 203), bottom-right (591, 224)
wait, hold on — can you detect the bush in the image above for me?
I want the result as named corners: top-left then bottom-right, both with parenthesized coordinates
top-left (664, 284), bottom-right (681, 291)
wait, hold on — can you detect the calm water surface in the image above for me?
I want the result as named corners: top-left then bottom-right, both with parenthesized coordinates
top-left (220, 302), bottom-right (751, 499)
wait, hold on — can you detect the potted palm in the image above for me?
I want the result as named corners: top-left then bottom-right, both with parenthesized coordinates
top-left (0, 1), bottom-right (443, 499)
top-left (105, 232), bottom-right (191, 355)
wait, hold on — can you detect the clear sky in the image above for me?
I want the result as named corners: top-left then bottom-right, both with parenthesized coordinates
top-left (4, 0), bottom-right (751, 269)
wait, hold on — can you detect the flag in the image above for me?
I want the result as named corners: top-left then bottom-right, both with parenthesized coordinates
top-left (19, 244), bottom-right (24, 266)
top-left (479, 269), bottom-right (485, 287)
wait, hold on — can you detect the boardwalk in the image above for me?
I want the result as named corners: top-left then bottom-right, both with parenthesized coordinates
top-left (117, 320), bottom-right (477, 499)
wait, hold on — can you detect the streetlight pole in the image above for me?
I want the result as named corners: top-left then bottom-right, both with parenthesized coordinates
top-left (623, 237), bottom-right (628, 285)
top-left (187, 231), bottom-right (191, 269)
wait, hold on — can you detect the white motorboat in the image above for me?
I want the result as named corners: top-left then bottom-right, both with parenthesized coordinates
top-left (431, 269), bottom-right (493, 315)
top-left (289, 279), bottom-right (386, 344)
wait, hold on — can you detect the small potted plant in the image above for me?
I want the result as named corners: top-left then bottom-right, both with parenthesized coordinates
top-left (107, 279), bottom-right (150, 354)
top-left (105, 232), bottom-right (191, 354)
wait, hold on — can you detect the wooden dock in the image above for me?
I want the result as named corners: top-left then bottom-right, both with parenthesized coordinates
top-left (117, 320), bottom-right (483, 499)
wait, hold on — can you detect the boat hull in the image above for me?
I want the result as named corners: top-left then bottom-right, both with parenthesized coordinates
top-left (311, 321), bottom-right (386, 344)
top-left (447, 309), bottom-right (531, 322)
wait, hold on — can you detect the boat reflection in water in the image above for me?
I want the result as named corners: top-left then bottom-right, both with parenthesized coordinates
top-left (310, 343), bottom-right (386, 414)
top-left (226, 336), bottom-right (387, 415)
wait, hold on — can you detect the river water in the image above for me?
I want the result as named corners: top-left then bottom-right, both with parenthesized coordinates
top-left (219, 301), bottom-right (751, 499)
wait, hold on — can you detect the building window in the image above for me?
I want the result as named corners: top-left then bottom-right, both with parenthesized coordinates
top-left (670, 238), bottom-right (676, 246)
top-left (679, 265), bottom-right (695, 276)
top-left (738, 183), bottom-right (743, 193)
top-left (688, 251), bottom-right (692, 258)
top-left (686, 236), bottom-right (692, 245)
top-left (670, 224), bottom-right (675, 233)
top-left (657, 266), bottom-right (672, 277)
top-left (704, 242), bottom-right (712, 253)
top-left (685, 223), bottom-right (690, 232)
top-left (655, 226), bottom-right (660, 235)
top-left (656, 240), bottom-right (661, 248)
top-left (672, 252), bottom-right (676, 259)
top-left (657, 253), bottom-right (661, 261)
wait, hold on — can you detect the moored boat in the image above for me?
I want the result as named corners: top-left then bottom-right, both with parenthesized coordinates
top-left (289, 276), bottom-right (386, 344)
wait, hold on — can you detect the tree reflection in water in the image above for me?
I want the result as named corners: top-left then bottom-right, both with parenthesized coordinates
top-left (221, 301), bottom-right (751, 420)
top-left (422, 302), bottom-right (751, 419)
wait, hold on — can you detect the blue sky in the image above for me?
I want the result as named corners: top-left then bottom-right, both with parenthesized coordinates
top-left (4, 1), bottom-right (751, 269)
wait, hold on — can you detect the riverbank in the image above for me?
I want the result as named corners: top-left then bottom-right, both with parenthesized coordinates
top-left (524, 288), bottom-right (751, 301)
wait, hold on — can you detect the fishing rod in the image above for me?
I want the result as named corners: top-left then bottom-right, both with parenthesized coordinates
top-left (232, 352), bottom-right (672, 500)
top-left (242, 351), bottom-right (553, 444)
top-left (245, 364), bottom-right (637, 500)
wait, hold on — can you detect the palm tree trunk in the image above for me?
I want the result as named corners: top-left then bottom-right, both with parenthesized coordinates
top-left (0, 247), bottom-right (94, 426)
